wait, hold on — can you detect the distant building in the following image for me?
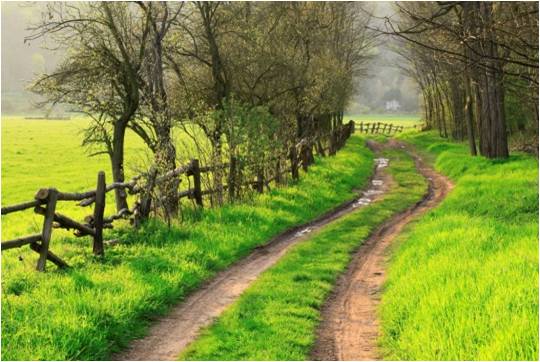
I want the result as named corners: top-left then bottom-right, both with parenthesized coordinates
top-left (385, 99), bottom-right (401, 112)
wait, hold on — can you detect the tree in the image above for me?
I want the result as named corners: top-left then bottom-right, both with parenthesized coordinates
top-left (28, 2), bottom-right (148, 212)
top-left (380, 1), bottom-right (538, 158)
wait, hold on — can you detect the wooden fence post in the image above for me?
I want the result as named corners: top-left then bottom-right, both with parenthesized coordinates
top-left (348, 120), bottom-right (355, 137)
top-left (382, 123), bottom-right (388, 134)
top-left (36, 188), bottom-right (58, 271)
top-left (359, 121), bottom-right (363, 133)
top-left (92, 171), bottom-right (106, 257)
top-left (191, 159), bottom-right (203, 207)
top-left (371, 123), bottom-right (376, 134)
top-left (388, 124), bottom-right (393, 135)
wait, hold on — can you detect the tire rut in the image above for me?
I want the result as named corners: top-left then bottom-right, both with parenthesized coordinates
top-left (311, 140), bottom-right (453, 361)
top-left (113, 148), bottom-right (393, 361)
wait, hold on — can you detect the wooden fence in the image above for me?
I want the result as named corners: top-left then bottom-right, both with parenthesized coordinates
top-left (356, 122), bottom-right (425, 135)
top-left (1, 122), bottom-right (355, 271)
top-left (356, 122), bottom-right (404, 135)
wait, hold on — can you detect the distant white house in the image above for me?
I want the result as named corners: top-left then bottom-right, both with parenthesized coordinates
top-left (385, 99), bottom-right (401, 111)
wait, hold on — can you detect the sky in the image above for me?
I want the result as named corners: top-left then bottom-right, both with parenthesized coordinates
top-left (1, 2), bottom-right (61, 113)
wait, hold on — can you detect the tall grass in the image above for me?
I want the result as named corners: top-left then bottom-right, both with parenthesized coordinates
top-left (379, 131), bottom-right (539, 360)
top-left (180, 148), bottom-right (427, 360)
top-left (1, 134), bottom-right (373, 360)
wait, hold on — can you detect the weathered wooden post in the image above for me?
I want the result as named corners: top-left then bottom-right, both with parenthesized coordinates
top-left (387, 124), bottom-right (393, 135)
top-left (35, 188), bottom-right (58, 271)
top-left (371, 122), bottom-right (376, 134)
top-left (289, 146), bottom-right (299, 180)
top-left (191, 159), bottom-right (203, 207)
top-left (92, 171), bottom-right (106, 257)
top-left (359, 121), bottom-right (363, 133)
top-left (382, 123), bottom-right (388, 134)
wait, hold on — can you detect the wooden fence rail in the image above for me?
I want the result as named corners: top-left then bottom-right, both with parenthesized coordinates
top-left (2, 122), bottom-right (355, 271)
top-left (355, 121), bottom-right (426, 135)
top-left (356, 122), bottom-right (405, 135)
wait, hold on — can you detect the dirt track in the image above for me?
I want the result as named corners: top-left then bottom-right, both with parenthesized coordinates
top-left (113, 151), bottom-right (393, 361)
top-left (311, 140), bottom-right (453, 361)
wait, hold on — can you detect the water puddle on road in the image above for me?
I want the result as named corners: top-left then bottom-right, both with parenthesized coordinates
top-left (352, 158), bottom-right (389, 209)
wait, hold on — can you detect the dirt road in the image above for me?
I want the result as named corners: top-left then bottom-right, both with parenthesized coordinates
top-left (311, 140), bottom-right (453, 361)
top-left (114, 155), bottom-right (393, 361)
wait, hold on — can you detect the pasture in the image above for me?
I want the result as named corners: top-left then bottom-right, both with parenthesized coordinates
top-left (1, 117), bottom-right (204, 240)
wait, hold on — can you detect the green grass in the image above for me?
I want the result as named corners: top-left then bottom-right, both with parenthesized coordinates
top-left (1, 117), bottom-right (207, 240)
top-left (179, 147), bottom-right (428, 360)
top-left (346, 114), bottom-right (422, 127)
top-left (1, 133), bottom-right (374, 360)
top-left (379, 131), bottom-right (539, 360)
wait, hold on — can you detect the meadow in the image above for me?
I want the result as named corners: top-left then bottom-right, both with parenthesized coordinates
top-left (1, 116), bottom-right (204, 240)
top-left (2, 116), bottom-right (537, 361)
top-left (1, 120), bottom-right (373, 360)
top-left (379, 132), bottom-right (539, 360)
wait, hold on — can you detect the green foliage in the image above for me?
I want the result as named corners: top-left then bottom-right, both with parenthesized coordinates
top-left (380, 131), bottom-right (539, 360)
top-left (180, 148), bottom-right (427, 360)
top-left (220, 98), bottom-right (281, 165)
top-left (1, 133), bottom-right (372, 360)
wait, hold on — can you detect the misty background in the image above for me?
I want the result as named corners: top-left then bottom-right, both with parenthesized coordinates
top-left (1, 1), bottom-right (420, 117)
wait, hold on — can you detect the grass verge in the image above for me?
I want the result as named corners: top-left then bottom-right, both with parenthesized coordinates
top-left (1, 135), bottom-right (373, 361)
top-left (379, 131), bottom-right (539, 360)
top-left (179, 147), bottom-right (427, 360)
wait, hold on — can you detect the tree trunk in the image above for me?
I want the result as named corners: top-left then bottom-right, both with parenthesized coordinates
top-left (476, 2), bottom-right (509, 158)
top-left (463, 74), bottom-right (478, 156)
top-left (110, 121), bottom-right (129, 212)
top-left (155, 121), bottom-right (179, 217)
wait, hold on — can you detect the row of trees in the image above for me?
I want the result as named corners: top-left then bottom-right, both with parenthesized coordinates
top-left (386, 1), bottom-right (538, 158)
top-left (28, 2), bottom-right (375, 216)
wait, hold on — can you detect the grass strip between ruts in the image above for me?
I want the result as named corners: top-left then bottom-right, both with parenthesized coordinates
top-left (180, 147), bottom-right (427, 360)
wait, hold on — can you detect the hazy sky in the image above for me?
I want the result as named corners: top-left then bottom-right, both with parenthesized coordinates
top-left (2, 2), bottom-right (60, 93)
top-left (0, 1), bottom-right (417, 114)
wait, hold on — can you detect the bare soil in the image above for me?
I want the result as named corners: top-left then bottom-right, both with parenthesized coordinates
top-left (311, 140), bottom-right (453, 361)
top-left (113, 150), bottom-right (392, 361)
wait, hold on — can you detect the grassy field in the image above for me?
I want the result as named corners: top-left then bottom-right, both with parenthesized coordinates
top-left (180, 146), bottom-right (428, 360)
top-left (379, 132), bottom-right (539, 360)
top-left (346, 114), bottom-right (422, 127)
top-left (1, 117), bottom-right (206, 240)
top-left (2, 127), bottom-right (374, 360)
